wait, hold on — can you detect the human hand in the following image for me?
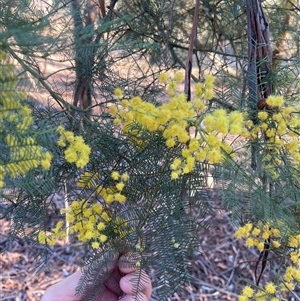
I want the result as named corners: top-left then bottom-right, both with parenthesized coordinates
top-left (41, 254), bottom-right (152, 301)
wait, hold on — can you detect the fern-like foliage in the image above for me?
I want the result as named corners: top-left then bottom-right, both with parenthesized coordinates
top-left (60, 120), bottom-right (211, 300)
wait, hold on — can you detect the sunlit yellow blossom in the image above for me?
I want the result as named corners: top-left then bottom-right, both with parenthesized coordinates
top-left (266, 128), bottom-right (276, 138)
top-left (109, 105), bottom-right (118, 116)
top-left (289, 117), bottom-right (300, 127)
top-left (245, 237), bottom-right (255, 247)
top-left (266, 95), bottom-right (284, 107)
top-left (121, 99), bottom-right (129, 107)
top-left (262, 229), bottom-right (271, 240)
top-left (97, 222), bottom-right (106, 231)
top-left (235, 225), bottom-right (250, 239)
top-left (252, 227), bottom-right (260, 236)
top-left (195, 82), bottom-right (203, 97)
top-left (159, 73), bottom-right (169, 83)
top-left (92, 241), bottom-right (100, 249)
top-left (189, 139), bottom-right (200, 151)
top-left (203, 115), bottom-right (216, 132)
top-left (265, 282), bottom-right (276, 294)
top-left (64, 148), bottom-right (77, 163)
top-left (66, 213), bottom-right (75, 223)
top-left (177, 130), bottom-right (190, 143)
top-left (116, 182), bottom-right (125, 191)
top-left (257, 241), bottom-right (265, 252)
top-left (167, 81), bottom-right (177, 97)
top-left (193, 99), bottom-right (205, 111)
top-left (281, 281), bottom-right (295, 291)
top-left (290, 251), bottom-right (299, 264)
top-left (115, 193), bottom-right (126, 203)
top-left (284, 267), bottom-right (294, 282)
top-left (41, 152), bottom-right (52, 170)
top-left (242, 286), bottom-right (254, 298)
top-left (114, 88), bottom-right (123, 98)
top-left (174, 72), bottom-right (184, 83)
top-left (171, 171), bottom-right (179, 180)
top-left (206, 134), bottom-right (220, 147)
top-left (205, 74), bottom-right (215, 90)
top-left (271, 228), bottom-right (281, 237)
top-left (171, 158), bottom-right (182, 170)
top-left (101, 212), bottom-right (111, 222)
top-left (293, 268), bottom-right (300, 283)
top-left (255, 291), bottom-right (267, 301)
top-left (129, 96), bottom-right (142, 107)
top-left (85, 230), bottom-right (94, 240)
top-left (182, 149), bottom-right (191, 158)
top-left (258, 111), bottom-right (268, 120)
top-left (166, 138), bottom-right (176, 148)
top-left (206, 149), bottom-right (223, 163)
top-left (64, 131), bottom-right (75, 143)
top-left (204, 89), bottom-right (214, 100)
top-left (195, 149), bottom-right (207, 162)
top-left (83, 208), bottom-right (92, 218)
top-left (221, 143), bottom-right (233, 154)
top-left (121, 173), bottom-right (130, 181)
top-left (99, 234), bottom-right (108, 242)
top-left (272, 240), bottom-right (281, 248)
top-left (38, 231), bottom-right (47, 244)
top-left (111, 171), bottom-right (120, 180)
top-left (186, 156), bottom-right (195, 171)
top-left (229, 111), bottom-right (244, 123)
top-left (289, 236), bottom-right (299, 248)
top-left (104, 194), bottom-right (114, 204)
top-left (21, 106), bottom-right (32, 115)
top-left (213, 109), bottom-right (226, 117)
top-left (230, 123), bottom-right (244, 135)
top-left (283, 106), bottom-right (293, 116)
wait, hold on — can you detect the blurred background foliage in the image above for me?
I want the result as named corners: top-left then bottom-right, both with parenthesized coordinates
top-left (1, 0), bottom-right (300, 300)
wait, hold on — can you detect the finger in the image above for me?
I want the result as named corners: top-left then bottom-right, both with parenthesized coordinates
top-left (118, 293), bottom-right (149, 301)
top-left (79, 251), bottom-right (120, 300)
top-left (103, 265), bottom-right (123, 296)
top-left (41, 271), bottom-right (82, 301)
top-left (119, 270), bottom-right (152, 299)
top-left (99, 289), bottom-right (119, 301)
top-left (118, 253), bottom-right (141, 274)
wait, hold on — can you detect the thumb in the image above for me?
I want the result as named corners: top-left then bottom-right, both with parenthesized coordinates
top-left (119, 270), bottom-right (152, 300)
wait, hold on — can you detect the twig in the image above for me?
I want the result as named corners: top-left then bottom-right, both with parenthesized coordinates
top-left (7, 45), bottom-right (73, 117)
top-left (184, 0), bottom-right (201, 101)
top-left (190, 276), bottom-right (239, 298)
top-left (64, 180), bottom-right (69, 244)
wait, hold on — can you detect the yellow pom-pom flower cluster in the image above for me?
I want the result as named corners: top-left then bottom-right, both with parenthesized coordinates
top-left (0, 52), bottom-right (52, 188)
top-left (252, 95), bottom-right (300, 180)
top-left (266, 95), bottom-right (284, 108)
top-left (235, 221), bottom-right (281, 252)
top-left (204, 74), bottom-right (215, 100)
top-left (238, 284), bottom-right (281, 301)
top-left (38, 171), bottom-right (130, 248)
top-left (38, 199), bottom-right (109, 248)
top-left (62, 199), bottom-right (109, 248)
top-left (110, 73), bottom-right (249, 179)
top-left (77, 171), bottom-right (129, 204)
top-left (236, 221), bottom-right (300, 299)
top-left (37, 220), bottom-right (65, 246)
top-left (57, 126), bottom-right (91, 168)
